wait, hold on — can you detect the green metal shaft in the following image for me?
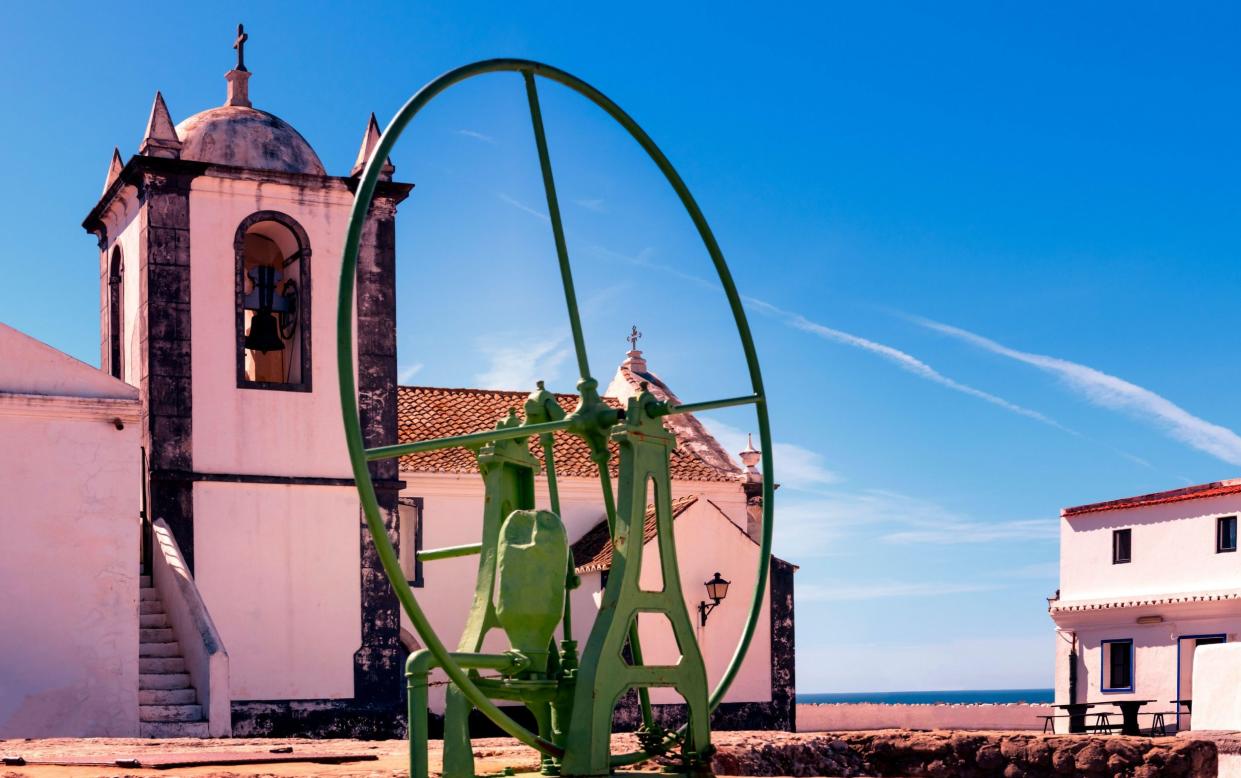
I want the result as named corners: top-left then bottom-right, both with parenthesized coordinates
top-left (417, 543), bottom-right (483, 562)
top-left (365, 417), bottom-right (571, 461)
top-left (523, 72), bottom-right (591, 382)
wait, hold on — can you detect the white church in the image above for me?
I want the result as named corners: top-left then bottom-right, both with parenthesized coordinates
top-left (0, 42), bottom-right (795, 739)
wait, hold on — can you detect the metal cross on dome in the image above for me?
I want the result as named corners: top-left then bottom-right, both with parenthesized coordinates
top-left (233, 23), bottom-right (248, 72)
top-left (628, 324), bottom-right (642, 351)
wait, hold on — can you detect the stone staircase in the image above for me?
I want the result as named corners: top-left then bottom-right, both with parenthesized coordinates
top-left (139, 574), bottom-right (208, 737)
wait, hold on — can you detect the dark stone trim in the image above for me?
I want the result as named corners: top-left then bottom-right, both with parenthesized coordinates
top-left (83, 155), bottom-right (412, 239)
top-left (149, 469), bottom-right (405, 489)
top-left (353, 194), bottom-right (404, 707)
top-left (139, 166), bottom-right (200, 572)
top-left (232, 699), bottom-right (405, 739)
top-left (234, 211), bottom-right (313, 392)
top-left (83, 156), bottom-right (209, 237)
top-left (769, 556), bottom-right (797, 731)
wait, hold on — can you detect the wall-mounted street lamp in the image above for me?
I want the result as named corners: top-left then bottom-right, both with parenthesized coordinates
top-left (698, 572), bottom-right (730, 626)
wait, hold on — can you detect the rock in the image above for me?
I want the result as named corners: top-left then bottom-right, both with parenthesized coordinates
top-left (926, 758), bottom-right (954, 778)
top-left (976, 744), bottom-right (1005, 771)
top-left (1132, 766), bottom-right (1160, 778)
top-left (1024, 739), bottom-right (1052, 767)
top-left (1003, 764), bottom-right (1026, 778)
top-left (1074, 743), bottom-right (1108, 774)
top-left (830, 738), bottom-right (849, 752)
top-left (1051, 746), bottom-right (1077, 774)
top-left (1161, 751), bottom-right (1189, 777)
top-left (1000, 737), bottom-right (1026, 760)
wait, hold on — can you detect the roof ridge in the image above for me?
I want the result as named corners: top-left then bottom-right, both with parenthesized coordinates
top-left (1063, 478), bottom-right (1241, 517)
top-left (399, 384), bottom-right (602, 400)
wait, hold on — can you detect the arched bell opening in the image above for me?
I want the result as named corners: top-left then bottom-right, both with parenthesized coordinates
top-left (234, 211), bottom-right (312, 391)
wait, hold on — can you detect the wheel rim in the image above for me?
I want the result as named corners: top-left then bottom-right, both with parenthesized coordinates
top-left (336, 58), bottom-right (776, 764)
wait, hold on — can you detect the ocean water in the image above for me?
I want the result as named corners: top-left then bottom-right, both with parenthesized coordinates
top-left (799, 689), bottom-right (1054, 705)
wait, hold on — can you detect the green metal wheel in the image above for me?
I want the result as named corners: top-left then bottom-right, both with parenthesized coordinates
top-left (336, 58), bottom-right (776, 767)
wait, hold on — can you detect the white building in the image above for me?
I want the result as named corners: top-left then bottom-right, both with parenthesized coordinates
top-left (1050, 479), bottom-right (1241, 731)
top-left (1, 39), bottom-right (794, 738)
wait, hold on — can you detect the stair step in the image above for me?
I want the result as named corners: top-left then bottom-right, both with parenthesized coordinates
top-left (139, 641), bottom-right (182, 658)
top-left (140, 688), bottom-right (197, 705)
top-left (140, 588), bottom-right (159, 601)
top-left (140, 600), bottom-right (165, 615)
top-left (140, 720), bottom-right (208, 738)
top-left (140, 703), bottom-right (203, 723)
top-left (140, 627), bottom-right (175, 643)
top-left (140, 575), bottom-right (152, 587)
top-left (140, 672), bottom-right (192, 690)
top-left (140, 613), bottom-right (169, 628)
top-left (139, 657), bottom-right (185, 674)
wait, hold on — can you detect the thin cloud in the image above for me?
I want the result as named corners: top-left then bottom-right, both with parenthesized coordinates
top-left (398, 362), bottom-right (425, 384)
top-left (575, 198), bottom-right (607, 213)
top-left (881, 518), bottom-right (1058, 545)
top-left (746, 298), bottom-right (1067, 431)
top-left (475, 336), bottom-right (570, 390)
top-left (497, 192), bottom-right (549, 222)
top-left (914, 316), bottom-right (1241, 466)
top-left (702, 417), bottom-right (841, 491)
top-left (799, 580), bottom-right (1001, 602)
top-left (457, 129), bottom-right (497, 144)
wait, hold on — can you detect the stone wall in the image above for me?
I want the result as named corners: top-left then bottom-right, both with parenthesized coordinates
top-left (711, 731), bottom-right (1217, 777)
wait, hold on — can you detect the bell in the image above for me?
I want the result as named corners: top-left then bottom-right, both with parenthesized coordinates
top-left (245, 310), bottom-right (285, 353)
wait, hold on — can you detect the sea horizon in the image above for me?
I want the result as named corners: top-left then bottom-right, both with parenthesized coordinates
top-left (798, 688), bottom-right (1054, 705)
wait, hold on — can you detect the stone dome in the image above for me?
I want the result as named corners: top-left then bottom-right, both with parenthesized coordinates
top-left (175, 105), bottom-right (325, 176)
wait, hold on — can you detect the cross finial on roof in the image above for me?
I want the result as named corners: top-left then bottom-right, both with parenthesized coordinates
top-left (627, 325), bottom-right (642, 352)
top-left (233, 23), bottom-right (249, 72)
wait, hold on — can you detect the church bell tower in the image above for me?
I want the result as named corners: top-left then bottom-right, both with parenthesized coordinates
top-left (82, 28), bottom-right (413, 731)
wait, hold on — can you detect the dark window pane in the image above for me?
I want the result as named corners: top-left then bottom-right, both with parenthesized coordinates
top-left (1219, 517), bottom-right (1237, 552)
top-left (1108, 641), bottom-right (1132, 689)
top-left (1113, 529), bottom-right (1132, 564)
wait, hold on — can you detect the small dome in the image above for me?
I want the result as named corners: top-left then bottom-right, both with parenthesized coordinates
top-left (175, 105), bottom-right (325, 176)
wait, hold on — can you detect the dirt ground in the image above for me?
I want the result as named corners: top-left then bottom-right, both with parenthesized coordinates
top-left (0, 733), bottom-right (662, 778)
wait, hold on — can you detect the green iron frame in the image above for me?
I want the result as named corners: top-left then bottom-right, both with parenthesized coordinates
top-left (336, 58), bottom-right (775, 775)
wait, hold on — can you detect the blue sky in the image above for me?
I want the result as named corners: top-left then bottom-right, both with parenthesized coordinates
top-left (4, 3), bottom-right (1241, 693)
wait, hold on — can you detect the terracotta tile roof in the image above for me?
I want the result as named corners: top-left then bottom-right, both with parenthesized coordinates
top-left (572, 494), bottom-right (701, 573)
top-left (1050, 589), bottom-right (1241, 614)
top-left (1062, 479), bottom-right (1241, 517)
top-left (396, 386), bottom-right (739, 482)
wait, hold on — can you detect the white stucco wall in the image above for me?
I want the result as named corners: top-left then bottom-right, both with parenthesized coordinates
top-left (0, 333), bottom-right (141, 736)
top-left (1053, 609), bottom-right (1241, 730)
top-left (1192, 642), bottom-right (1241, 730)
top-left (187, 176), bottom-right (355, 478)
top-left (192, 482), bottom-right (361, 700)
top-left (1060, 494), bottom-right (1241, 601)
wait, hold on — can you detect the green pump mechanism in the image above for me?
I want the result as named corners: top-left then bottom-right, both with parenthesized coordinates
top-left (337, 59), bottom-right (776, 778)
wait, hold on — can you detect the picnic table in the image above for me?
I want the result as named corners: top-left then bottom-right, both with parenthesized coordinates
top-left (1172, 698), bottom-right (1192, 712)
top-left (1109, 699), bottom-right (1155, 736)
top-left (1052, 703), bottom-right (1095, 734)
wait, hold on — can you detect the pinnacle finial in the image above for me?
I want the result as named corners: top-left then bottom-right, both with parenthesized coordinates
top-left (139, 92), bottom-right (181, 158)
top-left (351, 113), bottom-right (395, 179)
top-left (102, 147), bottom-right (124, 195)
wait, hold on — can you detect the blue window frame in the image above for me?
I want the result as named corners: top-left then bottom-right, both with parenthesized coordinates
top-left (1101, 639), bottom-right (1134, 692)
